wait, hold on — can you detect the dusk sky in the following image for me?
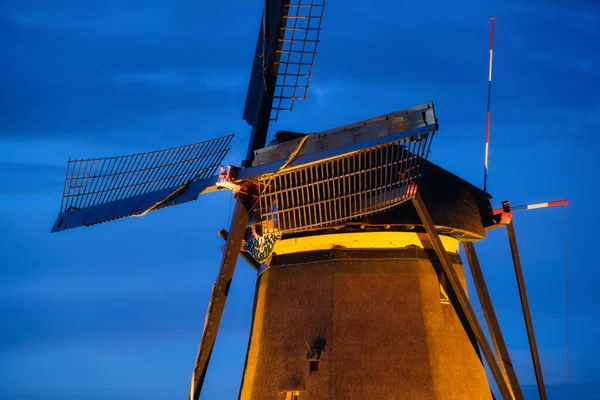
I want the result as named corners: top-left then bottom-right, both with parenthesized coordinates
top-left (1, 0), bottom-right (598, 399)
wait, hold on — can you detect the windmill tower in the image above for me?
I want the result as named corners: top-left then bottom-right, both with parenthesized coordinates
top-left (50, 2), bottom-right (555, 399)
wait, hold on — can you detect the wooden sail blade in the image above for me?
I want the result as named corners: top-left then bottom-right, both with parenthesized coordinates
top-left (243, 0), bottom-right (326, 124)
top-left (247, 102), bottom-right (436, 171)
top-left (51, 176), bottom-right (219, 232)
top-left (256, 138), bottom-right (433, 234)
top-left (188, 200), bottom-right (249, 400)
top-left (51, 134), bottom-right (233, 232)
top-left (270, 0), bottom-right (326, 121)
top-left (243, 0), bottom-right (326, 165)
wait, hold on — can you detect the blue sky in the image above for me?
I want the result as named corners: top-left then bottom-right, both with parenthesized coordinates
top-left (1, 0), bottom-right (598, 399)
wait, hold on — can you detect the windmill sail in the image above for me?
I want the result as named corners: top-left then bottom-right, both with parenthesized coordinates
top-left (243, 0), bottom-right (326, 163)
top-left (51, 134), bottom-right (233, 232)
top-left (257, 130), bottom-right (435, 234)
top-left (248, 102), bottom-right (436, 172)
top-left (270, 0), bottom-right (326, 120)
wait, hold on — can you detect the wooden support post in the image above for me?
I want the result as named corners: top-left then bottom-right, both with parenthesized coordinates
top-left (219, 229), bottom-right (261, 271)
top-left (189, 200), bottom-right (249, 400)
top-left (464, 242), bottom-right (524, 400)
top-left (506, 221), bottom-right (547, 400)
top-left (418, 233), bottom-right (482, 361)
top-left (411, 193), bottom-right (513, 400)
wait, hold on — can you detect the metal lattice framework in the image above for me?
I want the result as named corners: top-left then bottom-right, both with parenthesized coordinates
top-left (258, 131), bottom-right (434, 233)
top-left (271, 0), bottom-right (326, 121)
top-left (58, 135), bottom-right (233, 214)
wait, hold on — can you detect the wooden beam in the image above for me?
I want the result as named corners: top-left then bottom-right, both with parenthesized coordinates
top-left (243, 0), bottom-right (292, 166)
top-left (411, 193), bottom-right (513, 400)
top-left (417, 233), bottom-right (481, 360)
top-left (464, 242), bottom-right (524, 400)
top-left (188, 200), bottom-right (249, 400)
top-left (251, 103), bottom-right (436, 166)
top-left (219, 228), bottom-right (261, 272)
top-left (505, 221), bottom-right (547, 400)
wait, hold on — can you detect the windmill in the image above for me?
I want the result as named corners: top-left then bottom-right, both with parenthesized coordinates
top-left (50, 2), bottom-right (563, 399)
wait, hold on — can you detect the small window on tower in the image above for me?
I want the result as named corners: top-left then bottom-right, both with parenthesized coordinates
top-left (284, 391), bottom-right (300, 400)
top-left (440, 284), bottom-right (450, 305)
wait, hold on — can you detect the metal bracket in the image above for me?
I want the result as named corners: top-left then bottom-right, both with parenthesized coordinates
top-left (216, 166), bottom-right (243, 193)
top-left (493, 200), bottom-right (513, 225)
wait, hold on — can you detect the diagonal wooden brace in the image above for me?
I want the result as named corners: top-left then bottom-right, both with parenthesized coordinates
top-left (464, 242), bottom-right (524, 400)
top-left (218, 228), bottom-right (261, 271)
top-left (188, 200), bottom-right (249, 400)
top-left (411, 193), bottom-right (513, 400)
top-left (505, 221), bottom-right (547, 400)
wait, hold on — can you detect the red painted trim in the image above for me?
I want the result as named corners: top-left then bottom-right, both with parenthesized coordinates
top-left (493, 199), bottom-right (568, 214)
top-left (485, 111), bottom-right (491, 142)
top-left (490, 18), bottom-right (495, 50)
top-left (548, 199), bottom-right (569, 207)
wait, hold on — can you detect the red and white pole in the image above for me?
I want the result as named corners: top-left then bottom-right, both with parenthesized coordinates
top-left (493, 199), bottom-right (569, 214)
top-left (484, 17), bottom-right (495, 193)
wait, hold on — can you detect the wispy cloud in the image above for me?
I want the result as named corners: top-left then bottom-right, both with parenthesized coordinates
top-left (1, 0), bottom-right (599, 398)
top-left (0, 2), bottom-right (259, 142)
top-left (0, 162), bottom-right (65, 194)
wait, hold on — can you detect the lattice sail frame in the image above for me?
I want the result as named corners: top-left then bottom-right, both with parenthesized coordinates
top-left (271, 0), bottom-right (326, 121)
top-left (258, 131), bottom-right (434, 234)
top-left (59, 135), bottom-right (232, 213)
top-left (52, 134), bottom-right (233, 231)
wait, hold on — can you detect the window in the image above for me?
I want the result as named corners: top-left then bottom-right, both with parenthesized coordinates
top-left (285, 391), bottom-right (300, 400)
top-left (440, 284), bottom-right (450, 305)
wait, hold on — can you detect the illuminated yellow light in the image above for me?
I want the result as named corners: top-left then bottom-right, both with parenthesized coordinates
top-left (272, 231), bottom-right (459, 255)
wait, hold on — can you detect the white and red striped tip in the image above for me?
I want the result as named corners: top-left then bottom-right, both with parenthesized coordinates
top-left (483, 17), bottom-right (495, 193)
top-left (493, 199), bottom-right (569, 214)
top-left (488, 17), bottom-right (495, 82)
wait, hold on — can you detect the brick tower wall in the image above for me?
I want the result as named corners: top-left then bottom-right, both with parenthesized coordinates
top-left (238, 245), bottom-right (491, 400)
